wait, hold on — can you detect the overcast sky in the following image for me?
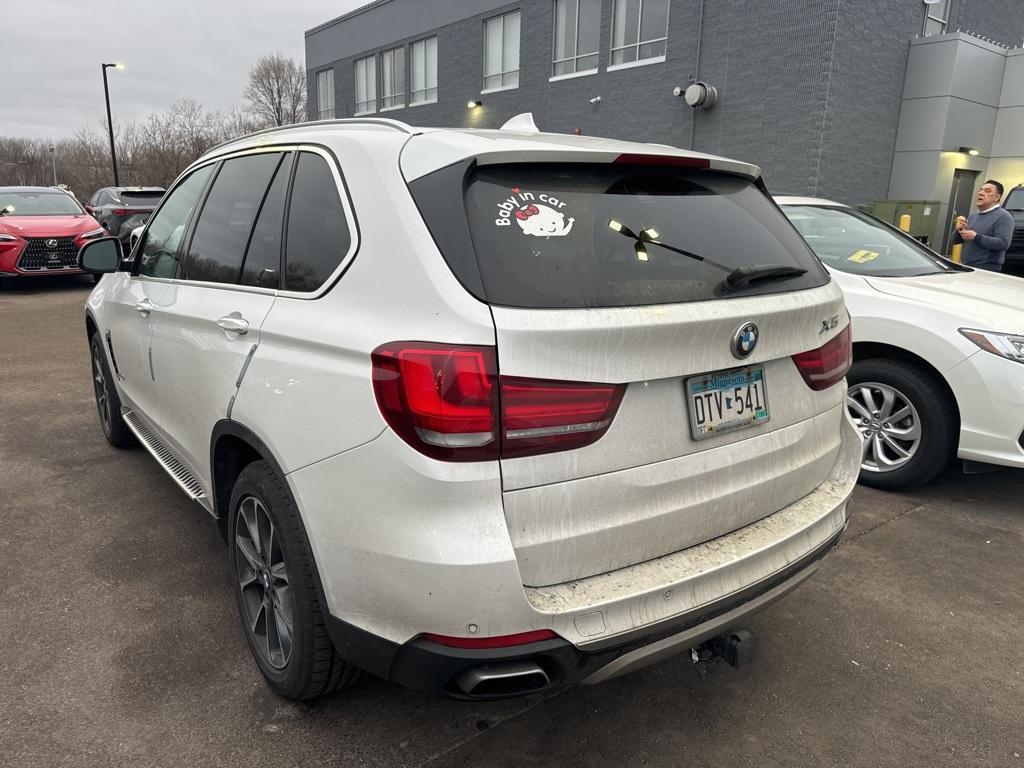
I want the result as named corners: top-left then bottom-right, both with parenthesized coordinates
top-left (2, 0), bottom-right (365, 140)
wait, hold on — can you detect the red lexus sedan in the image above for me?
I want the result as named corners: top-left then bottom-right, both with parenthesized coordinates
top-left (0, 186), bottom-right (106, 286)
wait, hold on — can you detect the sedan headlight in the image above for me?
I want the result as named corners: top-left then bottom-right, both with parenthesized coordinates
top-left (0, 233), bottom-right (18, 241)
top-left (80, 228), bottom-right (106, 240)
top-left (959, 329), bottom-right (1024, 364)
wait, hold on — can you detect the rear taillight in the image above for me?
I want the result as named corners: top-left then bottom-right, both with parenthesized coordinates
top-left (112, 208), bottom-right (145, 216)
top-left (372, 342), bottom-right (625, 461)
top-left (792, 324), bottom-right (852, 391)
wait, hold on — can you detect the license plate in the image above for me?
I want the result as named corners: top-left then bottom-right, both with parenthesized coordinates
top-left (686, 366), bottom-right (769, 440)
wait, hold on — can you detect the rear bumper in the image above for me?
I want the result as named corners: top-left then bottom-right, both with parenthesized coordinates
top-left (327, 523), bottom-right (846, 699)
top-left (310, 412), bottom-right (861, 698)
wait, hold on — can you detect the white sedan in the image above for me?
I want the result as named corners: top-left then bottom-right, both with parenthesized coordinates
top-left (777, 196), bottom-right (1024, 490)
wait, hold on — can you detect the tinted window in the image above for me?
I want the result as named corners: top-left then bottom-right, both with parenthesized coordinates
top-left (185, 153), bottom-right (282, 285)
top-left (284, 152), bottom-right (351, 292)
top-left (451, 163), bottom-right (827, 308)
top-left (782, 205), bottom-right (955, 277)
top-left (240, 153), bottom-right (293, 289)
top-left (120, 191), bottom-right (165, 206)
top-left (138, 165), bottom-right (214, 279)
top-left (1004, 187), bottom-right (1024, 211)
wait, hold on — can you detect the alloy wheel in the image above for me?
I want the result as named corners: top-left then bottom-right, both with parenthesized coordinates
top-left (846, 381), bottom-right (922, 473)
top-left (234, 496), bottom-right (293, 669)
top-left (91, 344), bottom-right (111, 432)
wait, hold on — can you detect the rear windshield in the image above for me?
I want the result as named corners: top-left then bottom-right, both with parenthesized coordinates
top-left (428, 163), bottom-right (827, 308)
top-left (118, 191), bottom-right (164, 206)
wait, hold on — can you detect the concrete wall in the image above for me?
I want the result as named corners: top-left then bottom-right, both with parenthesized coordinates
top-left (951, 0), bottom-right (1024, 46)
top-left (888, 32), bottom-right (1023, 249)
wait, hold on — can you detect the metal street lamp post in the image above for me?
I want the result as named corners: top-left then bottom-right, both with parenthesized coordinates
top-left (49, 146), bottom-right (56, 186)
top-left (101, 62), bottom-right (124, 186)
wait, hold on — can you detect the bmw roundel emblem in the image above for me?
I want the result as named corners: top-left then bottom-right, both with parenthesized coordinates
top-left (731, 322), bottom-right (759, 359)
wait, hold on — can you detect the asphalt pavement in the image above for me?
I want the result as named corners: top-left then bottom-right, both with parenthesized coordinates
top-left (2, 276), bottom-right (1022, 768)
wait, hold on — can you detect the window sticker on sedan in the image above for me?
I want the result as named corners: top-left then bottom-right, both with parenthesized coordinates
top-left (494, 187), bottom-right (575, 237)
top-left (847, 249), bottom-right (879, 264)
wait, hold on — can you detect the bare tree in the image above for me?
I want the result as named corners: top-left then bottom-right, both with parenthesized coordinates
top-left (243, 54), bottom-right (307, 127)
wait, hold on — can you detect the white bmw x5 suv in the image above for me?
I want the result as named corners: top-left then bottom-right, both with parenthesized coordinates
top-left (80, 119), bottom-right (861, 701)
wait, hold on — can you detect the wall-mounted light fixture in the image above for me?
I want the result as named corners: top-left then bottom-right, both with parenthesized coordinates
top-left (589, 96), bottom-right (602, 104)
top-left (467, 100), bottom-right (482, 109)
top-left (958, 146), bottom-right (981, 156)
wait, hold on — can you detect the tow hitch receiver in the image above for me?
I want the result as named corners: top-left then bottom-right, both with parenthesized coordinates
top-left (690, 630), bottom-right (757, 676)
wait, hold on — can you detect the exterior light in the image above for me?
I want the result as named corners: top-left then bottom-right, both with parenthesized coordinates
top-left (635, 243), bottom-right (649, 262)
top-left (959, 146), bottom-right (980, 156)
top-left (642, 227), bottom-right (659, 241)
top-left (467, 100), bottom-right (482, 109)
top-left (608, 219), bottom-right (623, 233)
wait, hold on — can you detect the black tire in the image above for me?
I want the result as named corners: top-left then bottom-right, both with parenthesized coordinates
top-left (89, 333), bottom-right (135, 448)
top-left (847, 358), bottom-right (957, 491)
top-left (228, 460), bottom-right (361, 700)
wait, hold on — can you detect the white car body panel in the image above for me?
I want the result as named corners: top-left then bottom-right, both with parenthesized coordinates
top-left (778, 195), bottom-right (1024, 469)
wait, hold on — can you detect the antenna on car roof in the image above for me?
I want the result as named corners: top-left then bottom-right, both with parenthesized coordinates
top-left (500, 112), bottom-right (540, 134)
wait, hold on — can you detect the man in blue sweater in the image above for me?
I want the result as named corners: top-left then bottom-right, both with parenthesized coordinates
top-left (953, 179), bottom-right (1015, 271)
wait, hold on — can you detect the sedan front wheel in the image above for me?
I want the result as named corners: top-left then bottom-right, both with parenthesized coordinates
top-left (846, 358), bottom-right (957, 490)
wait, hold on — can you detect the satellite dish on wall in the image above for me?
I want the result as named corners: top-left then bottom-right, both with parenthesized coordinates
top-left (500, 113), bottom-right (540, 134)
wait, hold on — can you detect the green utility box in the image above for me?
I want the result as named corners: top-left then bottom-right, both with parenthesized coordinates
top-left (870, 200), bottom-right (942, 243)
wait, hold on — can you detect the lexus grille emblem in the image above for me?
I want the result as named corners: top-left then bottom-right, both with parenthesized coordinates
top-left (731, 322), bottom-right (759, 359)
top-left (45, 238), bottom-right (58, 249)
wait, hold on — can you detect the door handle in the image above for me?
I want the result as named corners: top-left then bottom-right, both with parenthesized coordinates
top-left (216, 314), bottom-right (249, 335)
top-left (134, 298), bottom-right (154, 317)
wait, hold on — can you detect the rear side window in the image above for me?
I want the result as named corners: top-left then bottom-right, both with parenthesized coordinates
top-left (427, 163), bottom-right (828, 308)
top-left (240, 153), bottom-right (293, 289)
top-left (185, 153), bottom-right (283, 285)
top-left (284, 152), bottom-right (351, 292)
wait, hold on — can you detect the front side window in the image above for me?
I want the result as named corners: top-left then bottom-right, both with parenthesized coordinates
top-left (410, 37), bottom-right (438, 105)
top-left (484, 11), bottom-right (520, 91)
top-left (438, 163), bottom-right (828, 308)
top-left (317, 69), bottom-right (335, 120)
top-left (138, 165), bottom-right (214, 279)
top-left (553, 0), bottom-right (601, 77)
top-left (354, 55), bottom-right (377, 114)
top-left (284, 152), bottom-right (352, 293)
top-left (184, 153), bottom-right (284, 285)
top-left (381, 47), bottom-right (406, 109)
top-left (781, 205), bottom-right (955, 278)
top-left (1004, 187), bottom-right (1024, 211)
top-left (610, 0), bottom-right (669, 66)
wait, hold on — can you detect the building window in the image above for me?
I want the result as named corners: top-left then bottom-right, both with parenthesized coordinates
top-left (610, 0), bottom-right (669, 67)
top-left (922, 0), bottom-right (948, 36)
top-left (316, 69), bottom-right (335, 119)
top-left (354, 55), bottom-right (376, 115)
top-left (381, 47), bottom-right (406, 109)
top-left (410, 37), bottom-right (438, 105)
top-left (553, 0), bottom-right (601, 77)
top-left (483, 11), bottom-right (520, 91)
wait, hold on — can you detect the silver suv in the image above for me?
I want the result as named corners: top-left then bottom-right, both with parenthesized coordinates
top-left (80, 119), bottom-right (861, 701)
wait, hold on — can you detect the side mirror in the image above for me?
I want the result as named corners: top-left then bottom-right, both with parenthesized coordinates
top-left (79, 236), bottom-right (124, 273)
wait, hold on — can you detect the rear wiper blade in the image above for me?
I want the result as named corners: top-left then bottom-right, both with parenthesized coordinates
top-left (721, 264), bottom-right (807, 293)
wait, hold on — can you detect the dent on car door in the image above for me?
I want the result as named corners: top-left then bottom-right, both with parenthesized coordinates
top-left (145, 151), bottom-right (290, 489)
top-left (104, 166), bottom-right (214, 419)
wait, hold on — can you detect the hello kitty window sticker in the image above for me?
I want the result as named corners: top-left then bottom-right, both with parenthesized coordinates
top-left (494, 186), bottom-right (575, 237)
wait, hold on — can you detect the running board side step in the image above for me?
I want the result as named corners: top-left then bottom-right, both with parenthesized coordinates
top-left (122, 409), bottom-right (207, 501)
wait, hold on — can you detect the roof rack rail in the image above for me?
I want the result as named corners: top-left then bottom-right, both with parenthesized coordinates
top-left (206, 117), bottom-right (417, 154)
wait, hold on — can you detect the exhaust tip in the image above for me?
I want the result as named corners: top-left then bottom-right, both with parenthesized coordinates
top-left (454, 660), bottom-right (551, 698)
